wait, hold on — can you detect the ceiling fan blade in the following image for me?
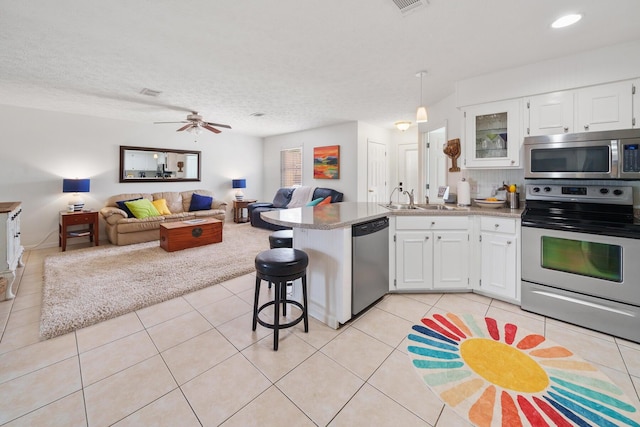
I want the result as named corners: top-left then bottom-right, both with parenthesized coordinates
top-left (204, 122), bottom-right (232, 129)
top-left (202, 124), bottom-right (222, 134)
top-left (176, 124), bottom-right (193, 132)
top-left (154, 121), bottom-right (189, 124)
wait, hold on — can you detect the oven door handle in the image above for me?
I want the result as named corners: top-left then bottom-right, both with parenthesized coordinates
top-left (532, 290), bottom-right (637, 317)
top-left (612, 139), bottom-right (619, 177)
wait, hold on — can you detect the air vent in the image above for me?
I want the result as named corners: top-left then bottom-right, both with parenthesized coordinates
top-left (392, 0), bottom-right (428, 16)
top-left (139, 88), bottom-right (162, 97)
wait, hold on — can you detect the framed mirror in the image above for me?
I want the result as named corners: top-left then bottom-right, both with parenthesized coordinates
top-left (119, 146), bottom-right (201, 183)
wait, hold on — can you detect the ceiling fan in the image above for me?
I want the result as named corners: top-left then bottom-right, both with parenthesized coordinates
top-left (154, 112), bottom-right (231, 134)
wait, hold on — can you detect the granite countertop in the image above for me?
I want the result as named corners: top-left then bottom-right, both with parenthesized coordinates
top-left (261, 202), bottom-right (524, 230)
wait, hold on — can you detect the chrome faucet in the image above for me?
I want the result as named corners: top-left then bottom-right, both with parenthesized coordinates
top-left (403, 189), bottom-right (415, 208)
top-left (389, 186), bottom-right (402, 206)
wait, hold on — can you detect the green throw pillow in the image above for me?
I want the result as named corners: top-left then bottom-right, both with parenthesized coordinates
top-left (306, 197), bottom-right (325, 206)
top-left (124, 198), bottom-right (161, 219)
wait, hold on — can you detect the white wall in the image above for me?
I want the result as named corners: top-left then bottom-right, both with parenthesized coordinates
top-left (0, 104), bottom-right (263, 248)
top-left (263, 122), bottom-right (359, 201)
top-left (455, 39), bottom-right (640, 107)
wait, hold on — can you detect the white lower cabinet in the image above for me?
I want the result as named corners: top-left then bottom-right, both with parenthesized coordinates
top-left (391, 216), bottom-right (470, 291)
top-left (477, 216), bottom-right (521, 303)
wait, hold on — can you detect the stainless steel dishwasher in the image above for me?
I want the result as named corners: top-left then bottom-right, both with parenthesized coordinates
top-left (352, 217), bottom-right (389, 316)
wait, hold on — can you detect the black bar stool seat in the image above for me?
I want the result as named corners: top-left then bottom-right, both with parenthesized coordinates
top-left (269, 229), bottom-right (293, 248)
top-left (253, 248), bottom-right (309, 350)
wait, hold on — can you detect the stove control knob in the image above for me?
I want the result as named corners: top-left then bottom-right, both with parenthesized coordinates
top-left (613, 189), bottom-right (623, 196)
top-left (543, 186), bottom-right (551, 192)
top-left (600, 188), bottom-right (609, 194)
top-left (532, 187), bottom-right (540, 193)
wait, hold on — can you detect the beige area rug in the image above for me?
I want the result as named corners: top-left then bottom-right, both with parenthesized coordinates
top-left (40, 223), bottom-right (272, 339)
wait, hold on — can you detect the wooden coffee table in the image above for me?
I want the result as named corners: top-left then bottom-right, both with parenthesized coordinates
top-left (160, 218), bottom-right (222, 252)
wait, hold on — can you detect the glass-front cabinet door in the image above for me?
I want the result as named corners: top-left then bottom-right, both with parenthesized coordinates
top-left (463, 99), bottom-right (522, 168)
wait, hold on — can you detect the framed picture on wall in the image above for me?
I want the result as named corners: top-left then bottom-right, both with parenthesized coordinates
top-left (313, 145), bottom-right (340, 179)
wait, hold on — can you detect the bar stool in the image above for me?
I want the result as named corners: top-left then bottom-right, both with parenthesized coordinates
top-left (269, 229), bottom-right (293, 249)
top-left (268, 230), bottom-right (294, 289)
top-left (253, 248), bottom-right (309, 350)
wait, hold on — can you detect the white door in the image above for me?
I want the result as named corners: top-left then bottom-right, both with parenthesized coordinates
top-left (425, 127), bottom-right (448, 203)
top-left (433, 231), bottom-right (469, 289)
top-left (395, 231), bottom-right (432, 290)
top-left (367, 140), bottom-right (387, 203)
top-left (480, 233), bottom-right (517, 299)
top-left (185, 154), bottom-right (198, 178)
top-left (398, 143), bottom-right (418, 201)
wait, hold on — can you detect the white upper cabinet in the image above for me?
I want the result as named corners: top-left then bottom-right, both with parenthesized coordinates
top-left (463, 99), bottom-right (522, 168)
top-left (576, 80), bottom-right (635, 132)
top-left (525, 80), bottom-right (637, 137)
top-left (525, 91), bottom-right (575, 136)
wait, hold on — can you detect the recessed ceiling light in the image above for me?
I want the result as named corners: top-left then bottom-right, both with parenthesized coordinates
top-left (551, 14), bottom-right (582, 29)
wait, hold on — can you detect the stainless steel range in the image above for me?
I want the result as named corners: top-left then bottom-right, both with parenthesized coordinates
top-left (521, 183), bottom-right (640, 343)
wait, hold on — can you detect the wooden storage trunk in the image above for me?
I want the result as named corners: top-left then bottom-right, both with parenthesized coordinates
top-left (160, 218), bottom-right (222, 252)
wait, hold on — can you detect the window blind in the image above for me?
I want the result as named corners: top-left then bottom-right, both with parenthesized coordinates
top-left (280, 147), bottom-right (302, 187)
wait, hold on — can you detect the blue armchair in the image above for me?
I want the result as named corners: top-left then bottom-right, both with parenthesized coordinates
top-left (248, 187), bottom-right (344, 230)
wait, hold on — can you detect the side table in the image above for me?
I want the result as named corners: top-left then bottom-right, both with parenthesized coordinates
top-left (233, 199), bottom-right (257, 223)
top-left (59, 211), bottom-right (99, 251)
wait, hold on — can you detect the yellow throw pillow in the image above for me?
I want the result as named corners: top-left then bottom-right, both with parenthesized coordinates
top-left (152, 198), bottom-right (172, 215)
top-left (124, 198), bottom-right (161, 219)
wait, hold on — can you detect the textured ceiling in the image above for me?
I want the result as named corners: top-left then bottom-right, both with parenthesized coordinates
top-left (1, 0), bottom-right (639, 137)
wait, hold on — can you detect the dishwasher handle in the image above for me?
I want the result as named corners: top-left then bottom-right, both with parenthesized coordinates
top-left (352, 217), bottom-right (389, 237)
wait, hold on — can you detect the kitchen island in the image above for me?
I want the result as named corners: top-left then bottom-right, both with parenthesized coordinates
top-left (261, 203), bottom-right (390, 328)
top-left (261, 202), bottom-right (523, 329)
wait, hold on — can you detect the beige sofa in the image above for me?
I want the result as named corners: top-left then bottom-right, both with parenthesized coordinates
top-left (100, 190), bottom-right (227, 245)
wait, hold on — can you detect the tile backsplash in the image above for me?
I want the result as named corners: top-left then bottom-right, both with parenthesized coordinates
top-left (449, 170), bottom-right (640, 207)
top-left (449, 169), bottom-right (525, 200)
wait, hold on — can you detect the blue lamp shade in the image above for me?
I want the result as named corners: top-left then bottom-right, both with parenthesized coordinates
top-left (62, 179), bottom-right (90, 193)
top-left (232, 179), bottom-right (246, 201)
top-left (232, 179), bottom-right (246, 189)
top-left (62, 178), bottom-right (90, 211)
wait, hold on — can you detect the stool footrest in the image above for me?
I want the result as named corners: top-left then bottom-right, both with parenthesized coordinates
top-left (256, 299), bottom-right (306, 330)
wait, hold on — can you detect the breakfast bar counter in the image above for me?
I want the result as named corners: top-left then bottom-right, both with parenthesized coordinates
top-left (261, 202), bottom-right (523, 329)
top-left (261, 202), bottom-right (522, 230)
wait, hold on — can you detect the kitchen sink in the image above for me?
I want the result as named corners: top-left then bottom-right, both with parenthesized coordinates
top-left (382, 203), bottom-right (423, 210)
top-left (381, 203), bottom-right (469, 211)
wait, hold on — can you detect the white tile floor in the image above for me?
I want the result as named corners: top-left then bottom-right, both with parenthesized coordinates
top-left (1, 244), bottom-right (639, 426)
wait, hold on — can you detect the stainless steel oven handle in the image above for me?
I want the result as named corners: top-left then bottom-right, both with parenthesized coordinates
top-left (612, 140), bottom-right (619, 177)
top-left (532, 290), bottom-right (636, 317)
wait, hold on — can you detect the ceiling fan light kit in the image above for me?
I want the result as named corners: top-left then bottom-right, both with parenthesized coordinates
top-left (154, 112), bottom-right (231, 135)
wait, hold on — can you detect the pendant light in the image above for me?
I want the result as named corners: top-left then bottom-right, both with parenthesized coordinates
top-left (416, 70), bottom-right (428, 123)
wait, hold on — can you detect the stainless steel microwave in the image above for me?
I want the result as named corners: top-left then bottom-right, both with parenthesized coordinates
top-left (524, 129), bottom-right (640, 179)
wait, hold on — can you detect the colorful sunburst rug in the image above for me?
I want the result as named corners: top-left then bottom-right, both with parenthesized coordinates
top-left (407, 313), bottom-right (640, 427)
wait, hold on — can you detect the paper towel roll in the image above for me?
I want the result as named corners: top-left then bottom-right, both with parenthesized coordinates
top-left (458, 179), bottom-right (471, 206)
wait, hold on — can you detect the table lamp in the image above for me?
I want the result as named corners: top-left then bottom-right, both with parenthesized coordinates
top-left (232, 179), bottom-right (246, 201)
top-left (63, 178), bottom-right (90, 211)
